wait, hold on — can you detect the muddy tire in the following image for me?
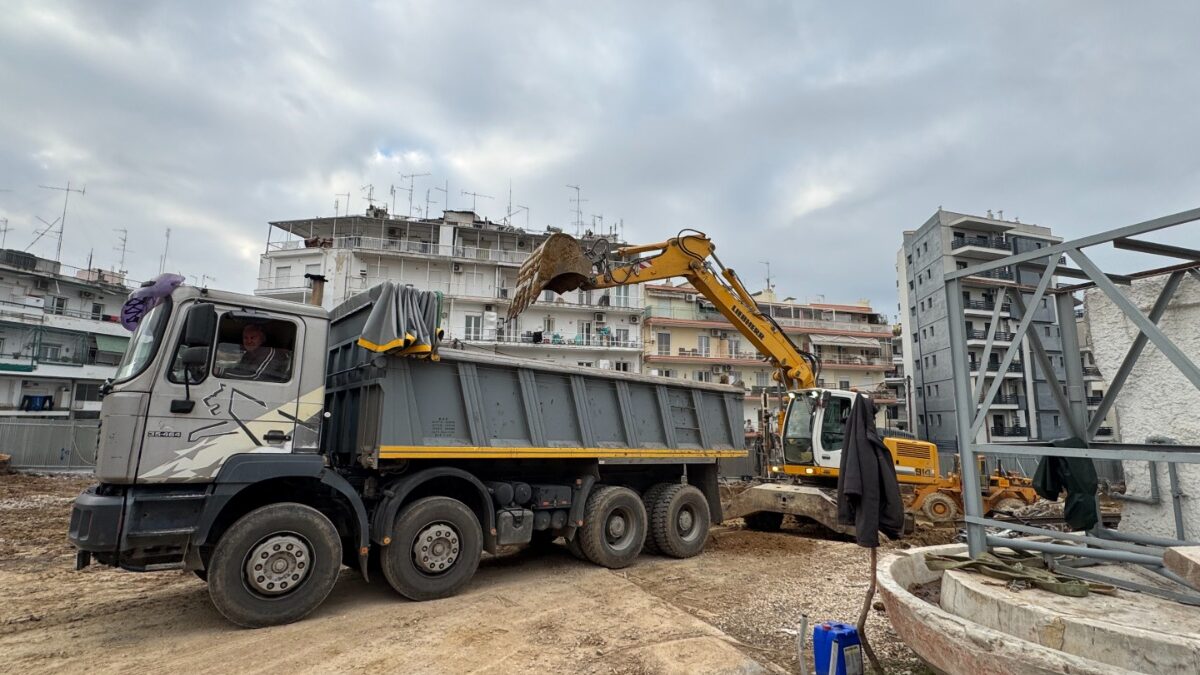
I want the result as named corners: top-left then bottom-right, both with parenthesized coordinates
top-left (990, 498), bottom-right (1026, 516)
top-left (207, 503), bottom-right (342, 628)
top-left (743, 511), bottom-right (784, 532)
top-left (381, 496), bottom-right (482, 601)
top-left (922, 493), bottom-right (960, 522)
top-left (640, 483), bottom-right (672, 554)
top-left (649, 484), bottom-right (710, 559)
top-left (565, 533), bottom-right (587, 560)
top-left (578, 486), bottom-right (647, 569)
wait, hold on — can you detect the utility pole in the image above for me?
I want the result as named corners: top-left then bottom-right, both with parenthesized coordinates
top-left (158, 228), bottom-right (171, 275)
top-left (461, 190), bottom-right (493, 214)
top-left (39, 181), bottom-right (86, 262)
top-left (566, 185), bottom-right (586, 235)
top-left (400, 172), bottom-right (430, 217)
top-left (113, 228), bottom-right (129, 273)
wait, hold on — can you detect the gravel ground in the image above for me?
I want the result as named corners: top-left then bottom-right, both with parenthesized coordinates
top-left (1, 472), bottom-right (951, 673)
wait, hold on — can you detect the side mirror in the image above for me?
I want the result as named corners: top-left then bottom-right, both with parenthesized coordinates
top-left (182, 303), bottom-right (216, 347)
top-left (181, 345), bottom-right (209, 368)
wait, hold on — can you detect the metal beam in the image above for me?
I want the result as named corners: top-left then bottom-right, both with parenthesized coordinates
top-left (965, 516), bottom-right (1160, 555)
top-left (979, 442), bottom-right (1200, 463)
top-left (1114, 237), bottom-right (1200, 260)
top-left (1009, 291), bottom-right (1084, 439)
top-left (946, 205), bottom-right (1200, 281)
top-left (1070, 248), bottom-right (1200, 391)
top-left (986, 535), bottom-right (1163, 565)
top-left (1086, 270), bottom-right (1185, 437)
top-left (1050, 564), bottom-right (1200, 607)
top-left (946, 277), bottom-right (987, 556)
top-left (969, 256), bottom-right (1059, 439)
top-left (1055, 291), bottom-right (1090, 438)
top-left (971, 287), bottom-right (1008, 404)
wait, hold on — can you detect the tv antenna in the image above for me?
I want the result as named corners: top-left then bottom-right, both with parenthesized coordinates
top-left (158, 228), bottom-right (171, 275)
top-left (434, 182), bottom-right (449, 216)
top-left (760, 260), bottom-right (773, 292)
top-left (566, 184), bottom-right (586, 235)
top-left (461, 190), bottom-right (493, 214)
top-left (399, 172), bottom-right (431, 217)
top-left (0, 217), bottom-right (8, 249)
top-left (361, 184), bottom-right (376, 209)
top-left (389, 184), bottom-right (398, 215)
top-left (39, 181), bottom-right (86, 262)
top-left (113, 228), bottom-right (130, 273)
top-left (334, 192), bottom-right (350, 217)
top-left (26, 215), bottom-right (60, 252)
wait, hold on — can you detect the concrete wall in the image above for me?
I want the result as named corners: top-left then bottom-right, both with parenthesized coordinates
top-left (1086, 273), bottom-right (1200, 540)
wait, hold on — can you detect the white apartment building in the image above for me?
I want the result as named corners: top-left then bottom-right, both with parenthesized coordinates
top-left (0, 250), bottom-right (131, 418)
top-left (256, 208), bottom-right (645, 371)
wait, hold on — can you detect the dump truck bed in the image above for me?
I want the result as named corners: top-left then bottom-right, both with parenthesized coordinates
top-left (324, 285), bottom-right (747, 467)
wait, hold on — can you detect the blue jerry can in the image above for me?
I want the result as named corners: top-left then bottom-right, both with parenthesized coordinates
top-left (812, 621), bottom-right (864, 675)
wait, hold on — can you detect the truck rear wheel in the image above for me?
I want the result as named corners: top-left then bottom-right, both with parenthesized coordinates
top-left (207, 502), bottom-right (342, 628)
top-left (650, 484), bottom-right (710, 558)
top-left (640, 483), bottom-right (672, 554)
top-left (381, 496), bottom-right (482, 601)
top-left (578, 486), bottom-right (646, 569)
top-left (743, 511), bottom-right (784, 532)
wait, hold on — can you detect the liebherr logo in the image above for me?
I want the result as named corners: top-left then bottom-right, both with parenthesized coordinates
top-left (732, 306), bottom-right (765, 340)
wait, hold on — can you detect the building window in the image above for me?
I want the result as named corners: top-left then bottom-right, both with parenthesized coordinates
top-left (695, 371), bottom-right (712, 383)
top-left (1053, 414), bottom-right (1060, 427)
top-left (614, 285), bottom-right (630, 307)
top-left (49, 297), bottom-right (68, 315)
top-left (957, 261), bottom-right (968, 270)
top-left (615, 328), bottom-right (630, 346)
top-left (657, 332), bottom-right (671, 356)
top-left (1044, 325), bottom-right (1051, 337)
top-left (660, 369), bottom-right (674, 378)
top-left (756, 371), bottom-right (769, 387)
top-left (38, 343), bottom-right (62, 362)
top-left (839, 380), bottom-right (850, 390)
top-left (577, 361), bottom-right (594, 368)
top-left (464, 314), bottom-right (483, 340)
top-left (817, 378), bottom-right (825, 387)
top-left (729, 338), bottom-right (741, 358)
top-left (919, 414), bottom-right (926, 426)
top-left (908, 281), bottom-right (914, 290)
top-left (931, 354), bottom-right (937, 367)
top-left (934, 384), bottom-right (940, 396)
top-left (90, 303), bottom-right (104, 320)
top-left (614, 361), bottom-right (631, 372)
top-left (697, 335), bottom-right (710, 357)
top-left (274, 266), bottom-right (291, 286)
top-left (74, 383), bottom-right (103, 402)
top-left (906, 255), bottom-right (912, 265)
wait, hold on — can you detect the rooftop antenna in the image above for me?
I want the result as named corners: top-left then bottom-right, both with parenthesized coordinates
top-left (113, 228), bottom-right (130, 274)
top-left (39, 181), bottom-right (86, 262)
top-left (334, 192), bottom-right (350, 217)
top-left (158, 228), bottom-right (171, 275)
top-left (460, 190), bottom-right (493, 214)
top-left (434, 182), bottom-right (449, 217)
top-left (424, 188), bottom-right (437, 219)
top-left (400, 172), bottom-right (431, 217)
top-left (507, 204), bottom-right (528, 228)
top-left (591, 214), bottom-right (604, 235)
top-left (517, 205), bottom-right (530, 229)
top-left (0, 217), bottom-right (8, 249)
top-left (361, 184), bottom-right (376, 210)
top-left (566, 184), bottom-right (586, 236)
top-left (389, 184), bottom-right (398, 215)
top-left (190, 273), bottom-right (216, 288)
top-left (997, 209), bottom-right (1004, 220)
top-left (26, 215), bottom-right (60, 252)
top-left (760, 260), bottom-right (773, 292)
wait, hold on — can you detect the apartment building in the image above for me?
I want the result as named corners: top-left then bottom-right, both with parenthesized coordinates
top-left (0, 250), bottom-right (131, 419)
top-left (641, 284), bottom-right (894, 428)
top-left (883, 330), bottom-right (911, 432)
top-left (898, 209), bottom-right (1077, 454)
top-left (256, 208), bottom-right (644, 371)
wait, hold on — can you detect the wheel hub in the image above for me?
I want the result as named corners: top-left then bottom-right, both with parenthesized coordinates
top-left (413, 523), bottom-right (460, 574)
top-left (607, 513), bottom-right (627, 539)
top-left (244, 534), bottom-right (310, 596)
top-left (677, 508), bottom-right (694, 533)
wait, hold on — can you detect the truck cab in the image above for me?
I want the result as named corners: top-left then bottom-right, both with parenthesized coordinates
top-left (69, 285), bottom-right (340, 573)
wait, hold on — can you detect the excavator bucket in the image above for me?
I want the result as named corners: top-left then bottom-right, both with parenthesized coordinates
top-left (508, 233), bottom-right (596, 320)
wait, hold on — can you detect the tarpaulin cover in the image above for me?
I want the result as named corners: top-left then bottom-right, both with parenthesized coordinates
top-left (356, 282), bottom-right (444, 358)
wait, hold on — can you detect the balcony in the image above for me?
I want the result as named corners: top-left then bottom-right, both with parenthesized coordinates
top-left (963, 300), bottom-right (1012, 315)
top-left (981, 394), bottom-right (1022, 409)
top-left (643, 307), bottom-right (892, 335)
top-left (335, 236), bottom-right (533, 266)
top-left (1086, 395), bottom-right (1104, 406)
top-left (968, 361), bottom-right (1024, 376)
top-left (816, 354), bottom-right (890, 369)
top-left (646, 349), bottom-right (765, 364)
top-left (459, 333), bottom-right (642, 351)
top-left (1082, 365), bottom-right (1102, 378)
top-left (965, 267), bottom-right (1015, 282)
top-left (966, 329), bottom-right (1016, 343)
top-left (884, 369), bottom-right (905, 383)
top-left (952, 235), bottom-right (1012, 253)
top-left (991, 426), bottom-right (1028, 438)
top-left (1095, 426), bottom-right (1114, 438)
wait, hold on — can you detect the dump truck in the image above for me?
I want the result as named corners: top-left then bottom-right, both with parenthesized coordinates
top-left (68, 278), bottom-right (744, 627)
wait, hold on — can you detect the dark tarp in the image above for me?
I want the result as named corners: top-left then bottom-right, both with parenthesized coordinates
top-left (357, 282), bottom-right (443, 357)
top-left (836, 394), bottom-right (905, 547)
top-left (1033, 437), bottom-right (1099, 531)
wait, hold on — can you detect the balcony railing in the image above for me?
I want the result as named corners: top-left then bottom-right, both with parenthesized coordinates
top-left (1095, 426), bottom-right (1114, 437)
top-left (967, 267), bottom-right (1015, 281)
top-left (969, 361), bottom-right (1024, 373)
top-left (1086, 395), bottom-right (1104, 406)
top-left (1082, 365), bottom-right (1102, 377)
top-left (992, 426), bottom-right (1028, 437)
top-left (649, 349), bottom-right (764, 361)
top-left (816, 355), bottom-right (890, 367)
top-left (336, 236), bottom-right (534, 265)
top-left (952, 235), bottom-right (1012, 252)
top-left (460, 333), bottom-right (642, 349)
top-left (643, 307), bottom-right (892, 334)
top-left (964, 300), bottom-right (1011, 313)
top-left (967, 330), bottom-right (1016, 341)
top-left (985, 394), bottom-right (1022, 405)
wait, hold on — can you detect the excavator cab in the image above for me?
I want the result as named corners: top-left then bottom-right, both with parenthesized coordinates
top-left (777, 389), bottom-right (856, 479)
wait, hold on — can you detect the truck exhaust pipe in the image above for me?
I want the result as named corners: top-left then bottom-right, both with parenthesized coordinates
top-left (305, 273), bottom-right (327, 307)
top-left (508, 233), bottom-right (596, 320)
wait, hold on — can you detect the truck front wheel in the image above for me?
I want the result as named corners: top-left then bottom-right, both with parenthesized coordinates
top-left (207, 503), bottom-right (343, 628)
top-left (578, 486), bottom-right (647, 569)
top-left (381, 496), bottom-right (482, 601)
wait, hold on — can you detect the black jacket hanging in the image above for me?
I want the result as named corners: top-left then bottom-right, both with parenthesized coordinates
top-left (836, 394), bottom-right (905, 547)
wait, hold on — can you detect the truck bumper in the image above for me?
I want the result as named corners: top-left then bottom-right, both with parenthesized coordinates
top-left (68, 484), bottom-right (208, 571)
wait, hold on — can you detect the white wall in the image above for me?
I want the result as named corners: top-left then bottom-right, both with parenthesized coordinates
top-left (1086, 273), bottom-right (1200, 540)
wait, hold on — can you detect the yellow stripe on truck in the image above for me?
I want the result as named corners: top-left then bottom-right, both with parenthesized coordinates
top-left (378, 446), bottom-right (747, 460)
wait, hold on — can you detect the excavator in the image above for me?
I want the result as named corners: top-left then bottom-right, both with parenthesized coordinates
top-left (508, 230), bottom-right (1036, 531)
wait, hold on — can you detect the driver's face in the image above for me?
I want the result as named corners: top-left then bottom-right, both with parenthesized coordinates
top-left (242, 327), bottom-right (265, 350)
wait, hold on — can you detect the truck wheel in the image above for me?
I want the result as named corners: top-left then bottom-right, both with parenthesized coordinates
top-left (566, 533), bottom-right (587, 560)
top-left (743, 511), bottom-right (784, 532)
top-left (640, 483), bottom-right (672, 554)
top-left (650, 484), bottom-right (710, 559)
top-left (578, 486), bottom-right (647, 569)
top-left (922, 493), bottom-right (960, 522)
top-left (207, 503), bottom-right (342, 628)
top-left (381, 496), bottom-right (482, 601)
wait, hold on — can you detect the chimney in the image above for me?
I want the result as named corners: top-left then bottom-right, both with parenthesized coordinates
top-left (305, 273), bottom-right (327, 307)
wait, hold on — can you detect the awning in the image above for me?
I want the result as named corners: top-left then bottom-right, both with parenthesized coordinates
top-left (94, 334), bottom-right (130, 353)
top-left (809, 334), bottom-right (882, 349)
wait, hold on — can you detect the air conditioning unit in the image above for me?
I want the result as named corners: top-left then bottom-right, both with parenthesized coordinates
top-left (684, 293), bottom-right (697, 303)
top-left (517, 239), bottom-right (526, 248)
top-left (484, 304), bottom-right (494, 312)
top-left (710, 329), bottom-right (722, 337)
top-left (629, 315), bottom-right (640, 324)
top-left (34, 279), bottom-right (50, 290)
top-left (79, 291), bottom-right (95, 299)
top-left (499, 288), bottom-right (510, 299)
top-left (452, 263), bottom-right (464, 273)
top-left (388, 227), bottom-right (399, 237)
top-left (594, 312), bottom-right (606, 322)
top-left (711, 365), bottom-right (724, 374)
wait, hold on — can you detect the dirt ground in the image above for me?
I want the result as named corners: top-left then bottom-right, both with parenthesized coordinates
top-left (1, 473), bottom-right (951, 674)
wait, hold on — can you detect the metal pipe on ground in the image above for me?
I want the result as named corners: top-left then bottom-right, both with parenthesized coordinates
top-left (985, 535), bottom-right (1163, 566)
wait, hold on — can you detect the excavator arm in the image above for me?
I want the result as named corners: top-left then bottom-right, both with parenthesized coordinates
top-left (509, 231), bottom-right (819, 391)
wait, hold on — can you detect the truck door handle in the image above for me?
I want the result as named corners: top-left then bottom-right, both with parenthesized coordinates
top-left (263, 430), bottom-right (291, 444)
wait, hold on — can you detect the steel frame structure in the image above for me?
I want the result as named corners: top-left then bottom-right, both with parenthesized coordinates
top-left (943, 206), bottom-right (1200, 604)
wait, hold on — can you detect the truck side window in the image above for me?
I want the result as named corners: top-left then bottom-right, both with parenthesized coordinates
top-left (213, 316), bottom-right (296, 383)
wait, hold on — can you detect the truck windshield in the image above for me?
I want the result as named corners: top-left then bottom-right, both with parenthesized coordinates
top-left (113, 300), bottom-right (171, 382)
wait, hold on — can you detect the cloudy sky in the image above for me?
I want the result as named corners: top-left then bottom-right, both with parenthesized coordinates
top-left (2, 2), bottom-right (1199, 317)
